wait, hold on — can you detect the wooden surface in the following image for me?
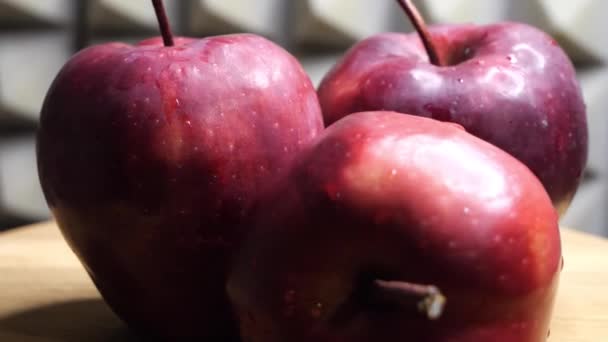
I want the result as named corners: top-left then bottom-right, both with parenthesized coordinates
top-left (0, 221), bottom-right (607, 341)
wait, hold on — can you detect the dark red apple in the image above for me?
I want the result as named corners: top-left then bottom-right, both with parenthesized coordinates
top-left (317, 0), bottom-right (587, 214)
top-left (228, 111), bottom-right (561, 342)
top-left (36, 1), bottom-right (324, 340)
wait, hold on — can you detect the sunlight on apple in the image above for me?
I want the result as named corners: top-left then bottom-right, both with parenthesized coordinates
top-left (480, 67), bottom-right (526, 98)
top-left (410, 68), bottom-right (443, 91)
top-left (513, 43), bottom-right (547, 69)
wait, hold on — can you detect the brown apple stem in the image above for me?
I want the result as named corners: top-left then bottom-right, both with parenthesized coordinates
top-left (151, 0), bottom-right (174, 47)
top-left (372, 279), bottom-right (446, 320)
top-left (395, 0), bottom-right (445, 66)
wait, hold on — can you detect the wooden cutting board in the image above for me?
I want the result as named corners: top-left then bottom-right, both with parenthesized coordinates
top-left (1, 221), bottom-right (607, 341)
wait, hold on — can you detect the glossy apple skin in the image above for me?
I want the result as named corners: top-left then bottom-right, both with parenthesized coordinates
top-left (228, 111), bottom-right (561, 342)
top-left (318, 23), bottom-right (588, 214)
top-left (36, 34), bottom-right (323, 340)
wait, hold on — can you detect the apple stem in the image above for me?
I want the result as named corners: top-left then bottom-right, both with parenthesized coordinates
top-left (372, 279), bottom-right (446, 320)
top-left (396, 0), bottom-right (445, 66)
top-left (151, 0), bottom-right (174, 47)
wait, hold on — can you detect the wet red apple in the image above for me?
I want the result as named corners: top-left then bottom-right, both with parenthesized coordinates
top-left (36, 1), bottom-right (323, 339)
top-left (318, 0), bottom-right (588, 214)
top-left (228, 111), bottom-right (561, 342)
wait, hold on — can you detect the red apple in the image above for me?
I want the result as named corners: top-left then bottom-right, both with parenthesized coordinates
top-left (36, 1), bottom-right (324, 339)
top-left (317, 0), bottom-right (587, 214)
top-left (228, 111), bottom-right (561, 342)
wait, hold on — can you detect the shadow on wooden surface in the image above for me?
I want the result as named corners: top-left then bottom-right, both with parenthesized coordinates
top-left (0, 299), bottom-right (138, 341)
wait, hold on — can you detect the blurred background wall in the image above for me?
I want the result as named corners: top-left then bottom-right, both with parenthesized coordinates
top-left (0, 0), bottom-right (606, 235)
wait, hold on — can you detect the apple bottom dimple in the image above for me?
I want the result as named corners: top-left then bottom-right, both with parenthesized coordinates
top-left (228, 199), bottom-right (559, 342)
top-left (232, 235), bottom-right (558, 342)
top-left (232, 252), bottom-right (558, 342)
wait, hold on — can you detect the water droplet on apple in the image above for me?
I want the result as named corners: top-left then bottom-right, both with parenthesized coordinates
top-left (457, 78), bottom-right (464, 83)
top-left (310, 302), bottom-right (323, 318)
top-left (273, 122), bottom-right (280, 129)
top-left (521, 258), bottom-right (530, 266)
top-left (463, 207), bottom-right (470, 214)
top-left (540, 119), bottom-right (548, 128)
top-left (185, 120), bottom-right (192, 127)
top-left (391, 169), bottom-right (397, 176)
top-left (448, 241), bottom-right (457, 248)
top-left (493, 235), bottom-right (502, 243)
